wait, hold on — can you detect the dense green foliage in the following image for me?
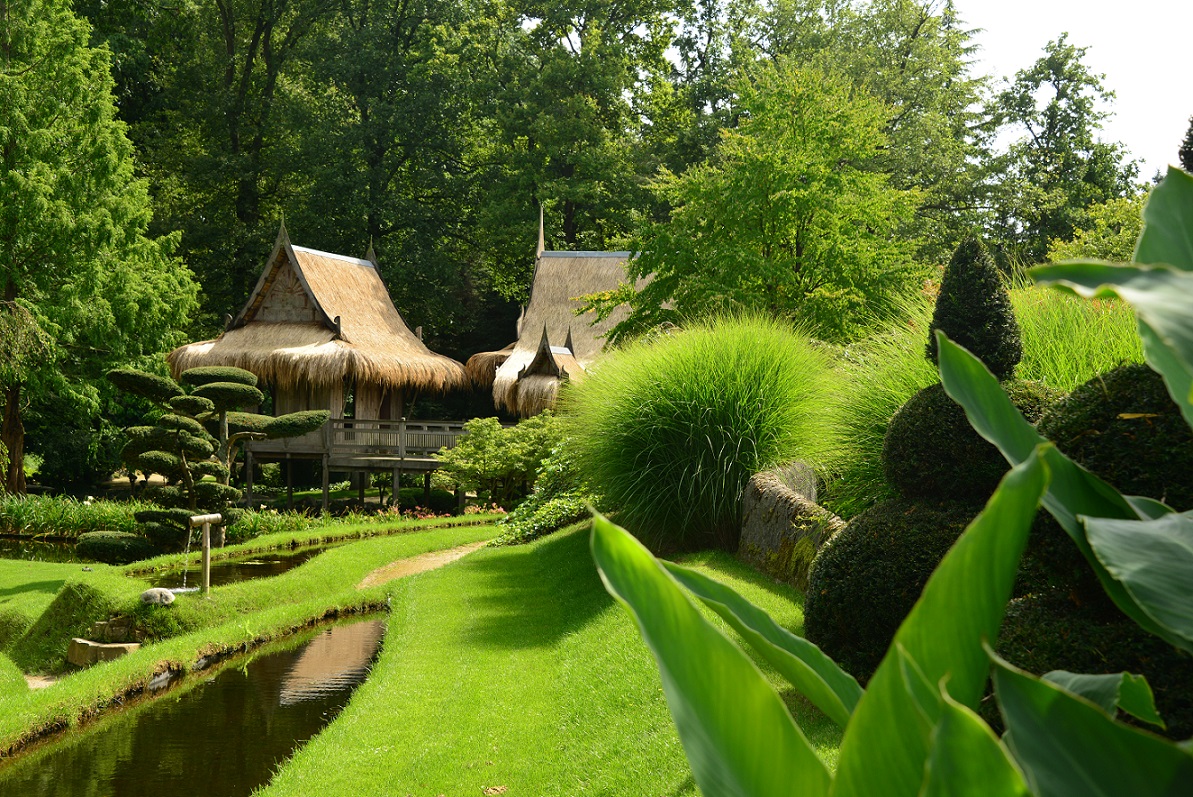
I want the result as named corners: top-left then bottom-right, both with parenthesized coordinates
top-left (1038, 363), bottom-right (1193, 510)
top-left (588, 168), bottom-right (1193, 796)
top-left (804, 499), bottom-right (975, 680)
top-left (491, 444), bottom-right (599, 546)
top-left (1046, 193), bottom-right (1147, 263)
top-left (882, 381), bottom-right (1057, 503)
top-left (74, 531), bottom-right (157, 565)
top-left (1180, 116), bottom-right (1193, 173)
top-left (434, 411), bottom-right (560, 506)
top-left (0, 0), bottom-right (197, 493)
top-left (569, 316), bottom-right (834, 552)
top-left (926, 237), bottom-right (1021, 379)
top-left (609, 62), bottom-right (921, 343)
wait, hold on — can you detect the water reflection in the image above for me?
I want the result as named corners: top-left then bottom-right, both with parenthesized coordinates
top-left (144, 545), bottom-right (339, 590)
top-left (0, 618), bottom-right (385, 797)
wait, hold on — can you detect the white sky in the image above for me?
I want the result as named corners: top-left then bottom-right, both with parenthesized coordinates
top-left (951, 0), bottom-right (1193, 182)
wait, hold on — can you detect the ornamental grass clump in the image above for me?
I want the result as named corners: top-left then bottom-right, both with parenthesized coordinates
top-left (566, 315), bottom-right (835, 553)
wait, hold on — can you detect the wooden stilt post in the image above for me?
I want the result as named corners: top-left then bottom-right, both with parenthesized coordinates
top-left (189, 513), bottom-right (222, 597)
top-left (321, 453), bottom-right (330, 514)
top-left (286, 458), bottom-right (294, 511)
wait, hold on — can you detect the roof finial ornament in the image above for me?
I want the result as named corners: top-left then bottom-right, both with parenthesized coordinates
top-left (365, 236), bottom-right (378, 267)
top-left (537, 202), bottom-right (545, 258)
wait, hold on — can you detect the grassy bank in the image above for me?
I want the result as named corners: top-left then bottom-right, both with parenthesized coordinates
top-left (0, 525), bottom-right (497, 755)
top-left (1, 524), bottom-right (496, 674)
top-left (261, 524), bottom-right (838, 796)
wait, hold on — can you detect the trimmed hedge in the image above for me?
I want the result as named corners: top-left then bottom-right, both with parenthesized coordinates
top-left (75, 531), bottom-right (157, 565)
top-left (1038, 363), bottom-right (1193, 510)
top-left (804, 498), bottom-right (977, 681)
top-left (179, 366), bottom-right (259, 387)
top-left (882, 380), bottom-right (1059, 503)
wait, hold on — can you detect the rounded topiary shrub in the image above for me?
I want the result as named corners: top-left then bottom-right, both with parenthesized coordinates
top-left (76, 531), bottom-right (157, 565)
top-left (804, 498), bottom-right (977, 680)
top-left (883, 380), bottom-right (1059, 503)
top-left (1037, 363), bottom-right (1193, 510)
top-left (567, 315), bottom-right (834, 553)
top-left (997, 590), bottom-right (1193, 740)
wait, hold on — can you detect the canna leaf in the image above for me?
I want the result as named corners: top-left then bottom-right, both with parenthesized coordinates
top-left (921, 689), bottom-right (1030, 797)
top-left (663, 560), bottom-right (863, 729)
top-left (590, 512), bottom-right (830, 797)
top-left (994, 650), bottom-right (1193, 797)
top-left (831, 448), bottom-right (1047, 797)
top-left (1133, 166), bottom-right (1193, 271)
top-left (1042, 670), bottom-right (1165, 729)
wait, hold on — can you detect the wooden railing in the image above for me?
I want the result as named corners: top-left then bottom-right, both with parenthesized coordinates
top-left (246, 418), bottom-right (468, 459)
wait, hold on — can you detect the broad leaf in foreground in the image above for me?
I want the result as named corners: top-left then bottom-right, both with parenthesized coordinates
top-left (935, 333), bottom-right (1186, 649)
top-left (663, 560), bottom-right (863, 729)
top-left (994, 652), bottom-right (1193, 797)
top-left (1042, 670), bottom-right (1165, 729)
top-left (590, 513), bottom-right (831, 797)
top-left (1133, 166), bottom-right (1193, 271)
top-left (922, 690), bottom-right (1029, 797)
top-left (831, 449), bottom-right (1047, 797)
top-left (1084, 512), bottom-right (1193, 650)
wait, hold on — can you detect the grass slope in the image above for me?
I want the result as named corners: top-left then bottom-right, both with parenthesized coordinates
top-left (261, 525), bottom-right (839, 796)
top-left (0, 525), bottom-right (497, 754)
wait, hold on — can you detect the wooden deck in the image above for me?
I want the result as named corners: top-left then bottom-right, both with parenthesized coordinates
top-left (244, 419), bottom-right (469, 510)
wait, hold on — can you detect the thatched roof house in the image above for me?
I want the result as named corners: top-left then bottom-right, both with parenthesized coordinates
top-left (467, 241), bottom-right (637, 417)
top-left (168, 226), bottom-right (466, 421)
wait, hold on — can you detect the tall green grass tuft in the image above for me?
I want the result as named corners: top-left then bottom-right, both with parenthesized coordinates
top-left (821, 295), bottom-right (938, 518)
top-left (566, 315), bottom-right (836, 552)
top-left (0, 495), bottom-right (146, 538)
top-left (1011, 285), bottom-right (1143, 391)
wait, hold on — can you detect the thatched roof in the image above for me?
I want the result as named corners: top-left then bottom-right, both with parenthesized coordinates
top-left (168, 226), bottom-right (466, 393)
top-left (480, 249), bottom-right (636, 416)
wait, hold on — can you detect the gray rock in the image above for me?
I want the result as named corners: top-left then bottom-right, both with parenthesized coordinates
top-left (140, 588), bottom-right (176, 606)
top-left (738, 466), bottom-right (844, 592)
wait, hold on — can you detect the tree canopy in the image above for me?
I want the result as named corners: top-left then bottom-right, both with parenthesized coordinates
top-left (0, 0), bottom-right (197, 492)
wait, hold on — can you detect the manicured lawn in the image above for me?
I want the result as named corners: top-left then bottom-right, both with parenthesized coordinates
top-left (261, 524), bottom-right (839, 796)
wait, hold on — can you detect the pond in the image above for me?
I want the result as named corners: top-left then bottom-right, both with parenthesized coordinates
top-left (141, 544), bottom-right (342, 590)
top-left (0, 537), bottom-right (79, 563)
top-left (0, 617), bottom-right (385, 797)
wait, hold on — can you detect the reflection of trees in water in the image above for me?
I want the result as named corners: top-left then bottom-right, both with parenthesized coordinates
top-left (0, 619), bottom-right (384, 797)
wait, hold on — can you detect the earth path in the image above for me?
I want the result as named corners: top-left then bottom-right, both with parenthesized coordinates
top-left (356, 541), bottom-right (488, 589)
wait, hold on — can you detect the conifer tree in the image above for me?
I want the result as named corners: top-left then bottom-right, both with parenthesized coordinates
top-left (926, 236), bottom-right (1022, 380)
top-left (1180, 116), bottom-right (1193, 173)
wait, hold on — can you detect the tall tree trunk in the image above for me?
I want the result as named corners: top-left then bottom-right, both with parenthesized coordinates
top-left (2, 382), bottom-right (25, 494)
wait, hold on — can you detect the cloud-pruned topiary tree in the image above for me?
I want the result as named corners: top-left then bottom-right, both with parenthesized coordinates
top-left (107, 365), bottom-right (329, 553)
top-left (925, 236), bottom-right (1022, 381)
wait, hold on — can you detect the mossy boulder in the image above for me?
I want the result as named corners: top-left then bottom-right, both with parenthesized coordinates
top-left (883, 380), bottom-right (1059, 503)
top-left (76, 531), bottom-right (156, 565)
top-left (804, 498), bottom-right (977, 681)
top-left (1038, 363), bottom-right (1193, 510)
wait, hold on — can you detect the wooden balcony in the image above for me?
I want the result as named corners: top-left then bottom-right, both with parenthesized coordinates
top-left (246, 419), bottom-right (468, 472)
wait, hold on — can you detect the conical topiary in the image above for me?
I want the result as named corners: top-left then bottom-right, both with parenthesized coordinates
top-left (925, 236), bottom-right (1022, 380)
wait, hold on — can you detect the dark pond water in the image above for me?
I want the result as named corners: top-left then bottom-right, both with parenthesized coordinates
top-left (143, 545), bottom-right (340, 590)
top-left (0, 537), bottom-right (79, 563)
top-left (0, 617), bottom-right (385, 797)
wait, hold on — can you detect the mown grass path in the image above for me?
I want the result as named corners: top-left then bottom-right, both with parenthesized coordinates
top-left (261, 525), bottom-right (839, 796)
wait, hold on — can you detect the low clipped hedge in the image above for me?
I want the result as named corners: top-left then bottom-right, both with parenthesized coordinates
top-left (804, 498), bottom-right (977, 681)
top-left (1038, 363), bottom-right (1193, 510)
top-left (882, 380), bottom-right (1059, 503)
top-left (997, 589), bottom-right (1193, 740)
top-left (75, 531), bottom-right (157, 565)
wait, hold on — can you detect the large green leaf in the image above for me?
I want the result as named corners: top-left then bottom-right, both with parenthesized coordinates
top-left (662, 560), bottom-right (863, 729)
top-left (994, 652), bottom-right (1193, 797)
top-left (922, 690), bottom-right (1029, 797)
top-left (1027, 262), bottom-right (1193, 423)
top-left (1042, 670), bottom-right (1165, 729)
top-left (935, 333), bottom-right (1184, 648)
top-left (1133, 166), bottom-right (1193, 270)
top-left (831, 450), bottom-right (1047, 797)
top-left (590, 513), bottom-right (831, 797)
top-left (1084, 512), bottom-right (1193, 650)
